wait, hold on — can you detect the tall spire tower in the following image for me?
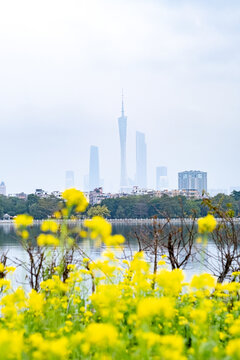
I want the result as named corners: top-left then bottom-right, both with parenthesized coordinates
top-left (118, 91), bottom-right (128, 189)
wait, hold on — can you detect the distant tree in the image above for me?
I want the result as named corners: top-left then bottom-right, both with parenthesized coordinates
top-left (101, 199), bottom-right (118, 217)
top-left (184, 200), bottom-right (201, 217)
top-left (93, 194), bottom-right (239, 219)
top-left (211, 194), bottom-right (238, 215)
top-left (27, 194), bottom-right (39, 209)
top-left (115, 205), bottom-right (125, 219)
top-left (202, 197), bottom-right (240, 282)
top-left (132, 202), bottom-right (149, 218)
top-left (28, 197), bottom-right (60, 219)
top-left (87, 205), bottom-right (110, 218)
top-left (231, 190), bottom-right (240, 202)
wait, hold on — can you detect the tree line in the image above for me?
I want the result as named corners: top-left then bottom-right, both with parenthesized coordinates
top-left (101, 191), bottom-right (240, 218)
top-left (0, 194), bottom-right (61, 219)
top-left (1, 190), bottom-right (240, 219)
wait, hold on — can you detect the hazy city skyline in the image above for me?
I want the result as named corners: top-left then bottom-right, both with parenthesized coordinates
top-left (156, 166), bottom-right (168, 191)
top-left (136, 131), bottom-right (147, 189)
top-left (178, 170), bottom-right (207, 194)
top-left (1, 0), bottom-right (240, 194)
top-left (118, 95), bottom-right (128, 189)
top-left (89, 146), bottom-right (100, 191)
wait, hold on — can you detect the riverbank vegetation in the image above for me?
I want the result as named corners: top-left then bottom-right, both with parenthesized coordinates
top-left (0, 189), bottom-right (240, 359)
top-left (0, 194), bottom-right (61, 219)
top-left (102, 191), bottom-right (240, 218)
top-left (1, 190), bottom-right (240, 220)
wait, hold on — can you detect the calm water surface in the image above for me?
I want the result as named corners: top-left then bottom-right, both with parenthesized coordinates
top-left (0, 223), bottom-right (217, 288)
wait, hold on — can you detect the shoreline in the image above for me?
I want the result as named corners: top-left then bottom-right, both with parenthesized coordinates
top-left (1, 218), bottom-right (240, 225)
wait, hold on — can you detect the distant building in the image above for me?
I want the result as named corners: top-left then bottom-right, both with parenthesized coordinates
top-left (156, 189), bottom-right (200, 199)
top-left (35, 189), bottom-right (48, 198)
top-left (178, 170), bottom-right (207, 196)
top-left (180, 189), bottom-right (201, 199)
top-left (0, 182), bottom-right (6, 196)
top-left (3, 213), bottom-right (11, 220)
top-left (65, 171), bottom-right (74, 189)
top-left (51, 191), bottom-right (62, 199)
top-left (156, 166), bottom-right (168, 190)
top-left (132, 186), bottom-right (155, 196)
top-left (118, 93), bottom-right (128, 188)
top-left (135, 131), bottom-right (147, 188)
top-left (89, 187), bottom-right (126, 205)
top-left (8, 192), bottom-right (27, 200)
top-left (89, 187), bottom-right (107, 206)
top-left (89, 146), bottom-right (100, 191)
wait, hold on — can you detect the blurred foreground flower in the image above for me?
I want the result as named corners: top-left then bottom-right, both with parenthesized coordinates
top-left (198, 214), bottom-right (217, 234)
top-left (41, 220), bottom-right (59, 233)
top-left (37, 234), bottom-right (60, 247)
top-left (62, 188), bottom-right (88, 213)
top-left (14, 214), bottom-right (33, 228)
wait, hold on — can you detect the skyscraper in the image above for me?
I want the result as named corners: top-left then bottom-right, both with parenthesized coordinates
top-left (89, 145), bottom-right (100, 191)
top-left (135, 131), bottom-right (147, 188)
top-left (156, 166), bottom-right (168, 190)
top-left (118, 93), bottom-right (127, 188)
top-left (65, 171), bottom-right (74, 189)
top-left (178, 170), bottom-right (207, 195)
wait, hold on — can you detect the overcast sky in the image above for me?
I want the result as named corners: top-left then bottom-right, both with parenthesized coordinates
top-left (0, 0), bottom-right (240, 194)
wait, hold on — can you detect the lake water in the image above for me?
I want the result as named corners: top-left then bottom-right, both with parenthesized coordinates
top-left (0, 223), bottom-right (218, 289)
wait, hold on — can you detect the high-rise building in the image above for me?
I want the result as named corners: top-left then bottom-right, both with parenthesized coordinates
top-left (178, 170), bottom-right (207, 195)
top-left (156, 166), bottom-right (168, 190)
top-left (118, 93), bottom-right (127, 188)
top-left (65, 171), bottom-right (74, 189)
top-left (89, 145), bottom-right (100, 191)
top-left (135, 131), bottom-right (147, 188)
top-left (0, 182), bottom-right (6, 196)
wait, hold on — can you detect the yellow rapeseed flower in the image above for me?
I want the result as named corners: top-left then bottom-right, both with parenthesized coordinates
top-left (0, 329), bottom-right (24, 359)
top-left (62, 188), bottom-right (88, 212)
top-left (156, 268), bottom-right (185, 296)
top-left (84, 323), bottom-right (118, 348)
top-left (137, 297), bottom-right (174, 319)
top-left (84, 216), bottom-right (112, 243)
top-left (14, 214), bottom-right (33, 228)
top-left (0, 278), bottom-right (11, 292)
top-left (37, 234), bottom-right (60, 247)
top-left (104, 234), bottom-right (125, 246)
top-left (21, 230), bottom-right (29, 239)
top-left (190, 273), bottom-right (216, 291)
top-left (226, 339), bottom-right (240, 359)
top-left (229, 319), bottom-right (240, 336)
top-left (0, 263), bottom-right (5, 273)
top-left (198, 214), bottom-right (217, 234)
top-left (41, 220), bottom-right (59, 233)
top-left (28, 289), bottom-right (46, 314)
top-left (232, 271), bottom-right (240, 277)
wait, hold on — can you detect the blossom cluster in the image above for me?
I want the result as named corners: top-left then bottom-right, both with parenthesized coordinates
top-left (0, 250), bottom-right (240, 359)
top-left (3, 190), bottom-right (238, 359)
